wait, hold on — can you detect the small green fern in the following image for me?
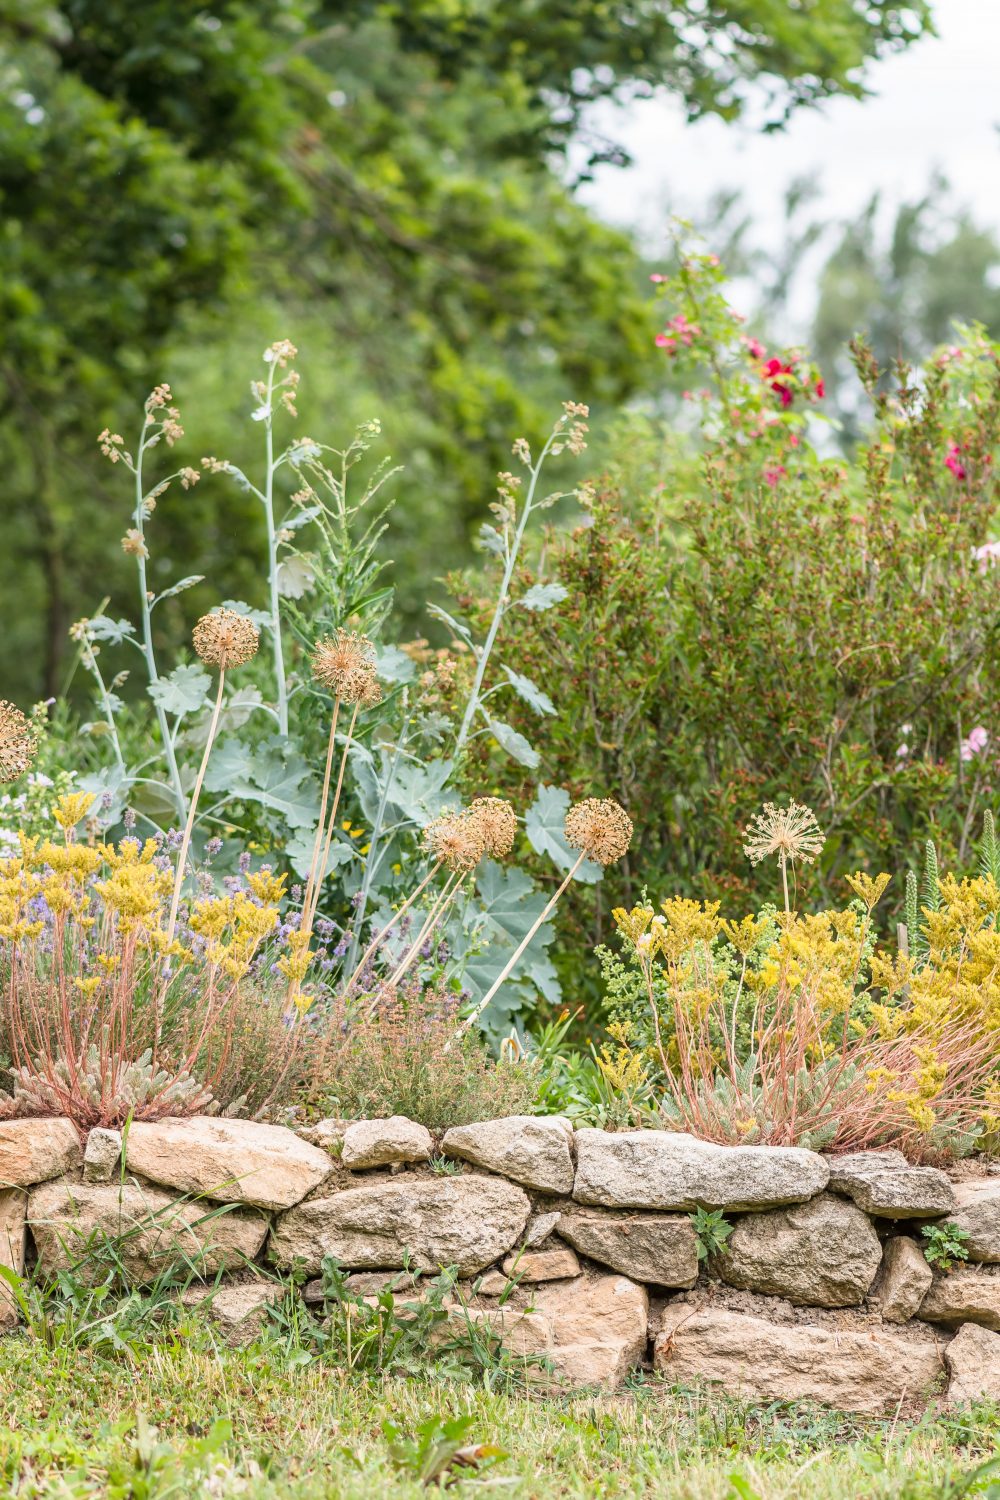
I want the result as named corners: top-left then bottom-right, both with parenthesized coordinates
top-left (980, 810), bottom-right (1000, 886)
top-left (921, 839), bottom-right (940, 914)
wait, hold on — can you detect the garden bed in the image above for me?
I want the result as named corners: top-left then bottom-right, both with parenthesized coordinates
top-left (3, 1113), bottom-right (999, 1411)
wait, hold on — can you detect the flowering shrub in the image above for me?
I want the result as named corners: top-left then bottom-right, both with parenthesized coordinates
top-left (602, 872), bottom-right (999, 1159)
top-left (0, 792), bottom-right (299, 1127)
top-left (465, 238), bottom-right (1000, 1001)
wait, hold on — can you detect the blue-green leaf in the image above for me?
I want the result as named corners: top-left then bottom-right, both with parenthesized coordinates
top-left (500, 666), bottom-right (555, 716)
top-left (525, 783), bottom-right (602, 883)
top-left (147, 664), bottom-right (212, 717)
top-left (517, 582), bottom-right (567, 612)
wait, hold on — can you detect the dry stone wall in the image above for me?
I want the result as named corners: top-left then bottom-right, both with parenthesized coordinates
top-left (4, 1112), bottom-right (1000, 1410)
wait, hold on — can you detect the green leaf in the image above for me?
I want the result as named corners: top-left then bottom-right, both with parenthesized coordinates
top-left (487, 719), bottom-right (539, 768)
top-left (500, 665), bottom-right (555, 716)
top-left (454, 860), bottom-right (561, 1035)
top-left (426, 603), bottom-right (472, 645)
top-left (86, 615), bottom-right (136, 645)
top-left (147, 664), bottom-right (212, 717)
top-left (517, 582), bottom-right (567, 612)
top-left (204, 738), bottom-right (319, 829)
top-left (276, 554), bottom-right (316, 598)
top-left (150, 575), bottom-right (204, 609)
top-left (285, 830), bottom-right (356, 881)
top-left (525, 783), bottom-right (602, 883)
top-left (220, 600), bottom-right (273, 631)
top-left (375, 644), bottom-right (416, 684)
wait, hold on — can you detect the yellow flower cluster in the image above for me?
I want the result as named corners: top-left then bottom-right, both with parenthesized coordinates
top-left (612, 868), bottom-right (1000, 1143)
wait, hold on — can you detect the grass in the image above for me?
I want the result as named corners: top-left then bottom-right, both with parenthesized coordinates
top-left (3, 1328), bottom-right (1000, 1498)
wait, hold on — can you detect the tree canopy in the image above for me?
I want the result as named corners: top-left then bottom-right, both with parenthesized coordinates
top-left (0, 0), bottom-right (933, 698)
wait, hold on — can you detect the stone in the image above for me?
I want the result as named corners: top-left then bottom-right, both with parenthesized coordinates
top-left (948, 1180), bottom-right (1000, 1262)
top-left (654, 1306), bottom-right (946, 1413)
top-left (270, 1174), bottom-right (531, 1278)
top-left (340, 1116), bottom-right (433, 1170)
top-left (524, 1210), bottom-right (561, 1248)
top-left (502, 1247), bottom-right (580, 1282)
top-left (83, 1127), bottom-right (122, 1184)
top-left (124, 1116), bottom-right (332, 1211)
top-left (183, 1282), bottom-right (285, 1347)
top-left (0, 1118), bottom-right (81, 1189)
top-left (919, 1268), bottom-right (1000, 1330)
top-left (476, 1271), bottom-right (511, 1296)
top-left (453, 1305), bottom-right (553, 1359)
top-left (945, 1323), bottom-right (1000, 1404)
top-left (27, 1181), bottom-right (268, 1284)
top-left (0, 1189), bottom-right (26, 1328)
top-left (557, 1207), bottom-right (698, 1288)
top-left (870, 1236), bottom-right (933, 1323)
top-left (573, 1129), bottom-right (828, 1212)
top-left (825, 1150), bottom-right (955, 1219)
top-left (296, 1119), bottom-right (345, 1152)
top-left (529, 1272), bottom-right (648, 1389)
top-left (442, 1117), bottom-right (574, 1195)
top-left (717, 1193), bottom-right (882, 1308)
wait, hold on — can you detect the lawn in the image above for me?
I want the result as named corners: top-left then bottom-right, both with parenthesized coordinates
top-left (2, 1332), bottom-right (1000, 1499)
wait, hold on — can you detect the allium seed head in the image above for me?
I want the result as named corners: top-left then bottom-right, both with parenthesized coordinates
top-left (193, 609), bottom-right (260, 670)
top-left (743, 800), bottom-right (825, 867)
top-left (564, 797), bottom-right (633, 866)
top-left (0, 701), bottom-right (37, 783)
top-left (423, 810), bottom-right (486, 872)
top-left (311, 630), bottom-right (379, 705)
top-left (468, 797), bottom-right (517, 859)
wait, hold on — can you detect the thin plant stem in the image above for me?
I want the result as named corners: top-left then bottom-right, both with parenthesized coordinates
top-left (306, 701), bottom-right (360, 933)
top-left (453, 429), bottom-right (558, 758)
top-left (450, 850), bottom-right (586, 1045)
top-left (343, 706), bottom-right (414, 975)
top-left (385, 871), bottom-right (462, 992)
top-left (262, 358), bottom-right (288, 736)
top-left (346, 859), bottom-right (443, 990)
top-left (166, 670), bottom-right (226, 947)
top-left (300, 697), bottom-right (341, 936)
top-left (780, 853), bottom-right (790, 914)
top-left (132, 420), bottom-right (186, 822)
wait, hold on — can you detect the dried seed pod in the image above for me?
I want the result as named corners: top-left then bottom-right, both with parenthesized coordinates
top-left (468, 797), bottom-right (517, 859)
top-left (311, 629), bottom-right (378, 704)
top-left (422, 810), bottom-right (487, 872)
top-left (0, 701), bottom-right (36, 783)
top-left (564, 797), bottom-right (633, 866)
top-left (193, 609), bottom-right (260, 670)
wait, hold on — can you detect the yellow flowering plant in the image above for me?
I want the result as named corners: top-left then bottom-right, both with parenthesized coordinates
top-left (0, 794), bottom-right (303, 1128)
top-left (603, 873), bottom-right (1000, 1160)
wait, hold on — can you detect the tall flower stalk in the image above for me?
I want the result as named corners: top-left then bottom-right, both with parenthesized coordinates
top-left (743, 800), bottom-right (825, 913)
top-left (453, 797), bottom-right (631, 1041)
top-left (165, 609), bottom-right (260, 946)
top-left (453, 403), bottom-right (588, 759)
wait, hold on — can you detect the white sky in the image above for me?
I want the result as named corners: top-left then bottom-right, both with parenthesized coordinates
top-left (578, 0), bottom-right (1000, 276)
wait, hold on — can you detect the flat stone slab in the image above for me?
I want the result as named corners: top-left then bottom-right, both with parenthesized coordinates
top-left (529, 1272), bottom-right (648, 1390)
top-left (442, 1117), bottom-right (574, 1195)
top-left (717, 1193), bottom-right (882, 1308)
top-left (870, 1236), bottom-right (933, 1323)
top-left (945, 1322), bottom-right (1000, 1404)
top-left (573, 1129), bottom-right (829, 1212)
top-left (502, 1247), bottom-right (580, 1282)
top-left (28, 1181), bottom-right (267, 1284)
top-left (124, 1116), bottom-right (332, 1210)
top-left (0, 1118), bottom-right (81, 1189)
top-left (0, 1190), bottom-right (26, 1328)
top-left (341, 1117), bottom-right (433, 1170)
top-left (825, 1151), bottom-right (955, 1219)
top-left (948, 1180), bottom-right (1000, 1262)
top-left (655, 1305), bottom-right (946, 1413)
top-left (557, 1207), bottom-right (698, 1288)
top-left (919, 1268), bottom-right (1000, 1330)
top-left (182, 1281), bottom-right (285, 1347)
top-left (270, 1174), bottom-right (531, 1278)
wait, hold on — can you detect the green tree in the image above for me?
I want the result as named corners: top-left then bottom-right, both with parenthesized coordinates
top-left (0, 0), bottom-right (932, 700)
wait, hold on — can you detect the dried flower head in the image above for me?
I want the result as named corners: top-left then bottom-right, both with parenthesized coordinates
top-left (193, 609), bottom-right (260, 671)
top-left (311, 629), bottom-right (378, 704)
top-left (565, 797), bottom-right (632, 865)
top-left (422, 810), bottom-right (486, 872)
top-left (0, 701), bottom-right (37, 783)
top-left (743, 800), bottom-right (825, 867)
top-left (469, 797), bottom-right (517, 859)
